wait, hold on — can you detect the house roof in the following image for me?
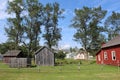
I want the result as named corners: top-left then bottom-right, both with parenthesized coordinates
top-left (102, 35), bottom-right (120, 48)
top-left (34, 46), bottom-right (54, 55)
top-left (3, 50), bottom-right (21, 57)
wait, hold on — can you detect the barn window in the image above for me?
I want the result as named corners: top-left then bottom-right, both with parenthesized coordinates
top-left (98, 55), bottom-right (101, 61)
top-left (111, 51), bottom-right (116, 61)
top-left (104, 52), bottom-right (107, 60)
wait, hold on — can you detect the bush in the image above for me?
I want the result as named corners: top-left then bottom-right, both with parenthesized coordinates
top-left (55, 50), bottom-right (66, 60)
top-left (55, 59), bottom-right (83, 66)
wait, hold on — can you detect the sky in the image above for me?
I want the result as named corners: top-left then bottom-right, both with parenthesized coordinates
top-left (0, 0), bottom-right (120, 49)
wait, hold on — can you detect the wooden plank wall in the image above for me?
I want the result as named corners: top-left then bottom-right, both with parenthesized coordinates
top-left (9, 58), bottom-right (28, 68)
top-left (35, 48), bottom-right (54, 66)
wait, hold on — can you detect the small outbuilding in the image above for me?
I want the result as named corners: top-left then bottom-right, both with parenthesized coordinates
top-left (34, 46), bottom-right (55, 66)
top-left (3, 50), bottom-right (25, 63)
top-left (3, 50), bottom-right (29, 68)
top-left (96, 35), bottom-right (120, 66)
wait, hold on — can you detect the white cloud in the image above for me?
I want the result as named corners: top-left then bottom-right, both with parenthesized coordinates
top-left (0, 0), bottom-right (7, 10)
top-left (0, 0), bottom-right (8, 20)
top-left (59, 44), bottom-right (71, 50)
top-left (9, 0), bottom-right (14, 2)
top-left (0, 11), bottom-right (15, 20)
top-left (63, 9), bottom-right (74, 16)
top-left (0, 0), bottom-right (16, 20)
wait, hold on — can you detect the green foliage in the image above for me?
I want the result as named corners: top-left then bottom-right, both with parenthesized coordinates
top-left (55, 50), bottom-right (66, 60)
top-left (43, 2), bottom-right (64, 48)
top-left (105, 11), bottom-right (120, 40)
top-left (5, 0), bottom-right (24, 49)
top-left (0, 42), bottom-right (16, 54)
top-left (23, 0), bottom-right (44, 56)
top-left (5, 0), bottom-right (63, 57)
top-left (71, 6), bottom-right (107, 56)
top-left (55, 59), bottom-right (83, 65)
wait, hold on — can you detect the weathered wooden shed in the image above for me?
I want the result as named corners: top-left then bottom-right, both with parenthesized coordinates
top-left (3, 50), bottom-right (24, 63)
top-left (34, 46), bottom-right (55, 66)
top-left (96, 35), bottom-right (120, 66)
top-left (3, 50), bottom-right (29, 68)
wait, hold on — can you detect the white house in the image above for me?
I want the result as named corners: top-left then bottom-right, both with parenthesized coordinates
top-left (74, 51), bottom-right (87, 60)
top-left (74, 52), bottom-right (93, 60)
top-left (66, 53), bottom-right (76, 59)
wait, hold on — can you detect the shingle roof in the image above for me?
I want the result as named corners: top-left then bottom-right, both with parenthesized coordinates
top-left (3, 50), bottom-right (21, 57)
top-left (102, 35), bottom-right (120, 48)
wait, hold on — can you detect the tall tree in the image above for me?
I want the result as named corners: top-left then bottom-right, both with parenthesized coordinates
top-left (71, 6), bottom-right (107, 56)
top-left (43, 2), bottom-right (64, 48)
top-left (105, 11), bottom-right (120, 40)
top-left (71, 7), bottom-right (91, 56)
top-left (88, 7), bottom-right (107, 55)
top-left (23, 0), bottom-right (44, 56)
top-left (5, 0), bottom-right (24, 49)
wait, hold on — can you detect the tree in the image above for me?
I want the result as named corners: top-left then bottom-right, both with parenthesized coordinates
top-left (5, 0), bottom-right (24, 49)
top-left (71, 6), bottom-right (107, 56)
top-left (22, 0), bottom-right (44, 57)
top-left (0, 42), bottom-right (16, 54)
top-left (88, 7), bottom-right (107, 56)
top-left (55, 50), bottom-right (66, 59)
top-left (43, 2), bottom-right (64, 48)
top-left (105, 11), bottom-right (120, 40)
top-left (71, 7), bottom-right (91, 55)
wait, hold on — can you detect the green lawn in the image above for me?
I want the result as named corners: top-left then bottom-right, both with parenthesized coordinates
top-left (0, 60), bottom-right (120, 80)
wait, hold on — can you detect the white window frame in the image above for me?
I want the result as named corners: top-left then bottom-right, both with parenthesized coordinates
top-left (104, 52), bottom-right (107, 60)
top-left (111, 51), bottom-right (116, 61)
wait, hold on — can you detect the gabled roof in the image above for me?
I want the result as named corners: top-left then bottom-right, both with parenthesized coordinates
top-left (3, 50), bottom-right (21, 57)
top-left (34, 46), bottom-right (54, 55)
top-left (102, 35), bottom-right (120, 48)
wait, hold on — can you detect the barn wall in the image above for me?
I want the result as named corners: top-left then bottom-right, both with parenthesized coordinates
top-left (35, 48), bottom-right (54, 66)
top-left (102, 45), bottom-right (120, 66)
top-left (96, 50), bottom-right (104, 64)
top-left (96, 45), bottom-right (120, 66)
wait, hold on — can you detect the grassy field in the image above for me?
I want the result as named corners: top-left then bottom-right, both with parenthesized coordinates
top-left (0, 60), bottom-right (120, 80)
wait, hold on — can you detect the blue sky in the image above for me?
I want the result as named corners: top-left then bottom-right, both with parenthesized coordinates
top-left (0, 0), bottom-right (120, 49)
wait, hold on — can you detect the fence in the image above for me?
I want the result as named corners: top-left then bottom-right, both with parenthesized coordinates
top-left (9, 58), bottom-right (31, 68)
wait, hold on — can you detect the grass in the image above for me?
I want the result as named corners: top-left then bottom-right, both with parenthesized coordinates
top-left (0, 60), bottom-right (120, 80)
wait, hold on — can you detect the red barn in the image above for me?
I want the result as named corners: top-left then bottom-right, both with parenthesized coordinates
top-left (96, 35), bottom-right (120, 66)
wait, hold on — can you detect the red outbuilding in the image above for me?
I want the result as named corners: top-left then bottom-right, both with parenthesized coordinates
top-left (96, 35), bottom-right (120, 66)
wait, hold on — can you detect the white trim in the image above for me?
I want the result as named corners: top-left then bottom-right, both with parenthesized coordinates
top-left (98, 55), bottom-right (101, 61)
top-left (111, 51), bottom-right (116, 61)
top-left (104, 52), bottom-right (107, 60)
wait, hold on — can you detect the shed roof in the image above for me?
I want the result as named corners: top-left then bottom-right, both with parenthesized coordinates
top-left (102, 35), bottom-right (120, 48)
top-left (34, 46), bottom-right (54, 55)
top-left (3, 50), bottom-right (21, 57)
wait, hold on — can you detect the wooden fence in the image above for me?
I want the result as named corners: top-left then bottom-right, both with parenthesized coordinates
top-left (9, 58), bottom-right (30, 68)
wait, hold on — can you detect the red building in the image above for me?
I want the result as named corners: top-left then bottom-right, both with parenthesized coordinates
top-left (96, 35), bottom-right (120, 66)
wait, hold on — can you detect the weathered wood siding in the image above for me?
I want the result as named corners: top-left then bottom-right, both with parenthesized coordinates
top-left (9, 58), bottom-right (28, 68)
top-left (3, 57), bottom-right (16, 63)
top-left (35, 47), bottom-right (54, 66)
